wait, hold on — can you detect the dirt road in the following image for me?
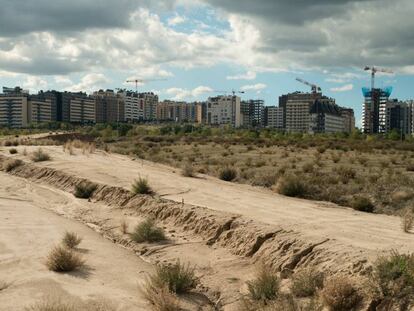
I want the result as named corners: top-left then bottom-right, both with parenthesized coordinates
top-left (0, 172), bottom-right (152, 310)
top-left (4, 146), bottom-right (413, 259)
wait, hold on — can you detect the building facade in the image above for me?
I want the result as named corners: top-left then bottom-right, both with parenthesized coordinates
top-left (94, 90), bottom-right (125, 124)
top-left (241, 100), bottom-right (265, 128)
top-left (264, 106), bottom-right (284, 129)
top-left (121, 91), bottom-right (143, 122)
top-left (70, 95), bottom-right (96, 124)
top-left (362, 87), bottom-right (392, 134)
top-left (207, 95), bottom-right (242, 127)
top-left (384, 100), bottom-right (412, 136)
top-left (0, 87), bottom-right (29, 128)
top-left (140, 92), bottom-right (158, 121)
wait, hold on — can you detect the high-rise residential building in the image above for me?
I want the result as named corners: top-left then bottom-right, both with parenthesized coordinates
top-left (309, 100), bottom-right (345, 134)
top-left (241, 100), bottom-right (265, 128)
top-left (140, 92), bottom-right (158, 121)
top-left (384, 100), bottom-right (412, 136)
top-left (340, 108), bottom-right (356, 134)
top-left (362, 87), bottom-right (392, 134)
top-left (28, 91), bottom-right (58, 124)
top-left (157, 101), bottom-right (198, 123)
top-left (69, 94), bottom-right (96, 124)
top-left (207, 95), bottom-right (242, 127)
top-left (120, 91), bottom-right (144, 122)
top-left (0, 87), bottom-right (29, 128)
top-left (94, 90), bottom-right (125, 124)
top-left (264, 106), bottom-right (284, 129)
top-left (196, 102), bottom-right (207, 124)
top-left (285, 92), bottom-right (322, 133)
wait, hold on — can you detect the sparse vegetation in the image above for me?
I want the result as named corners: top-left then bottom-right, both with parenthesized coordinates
top-left (46, 245), bottom-right (85, 272)
top-left (62, 231), bottom-right (82, 249)
top-left (149, 261), bottom-right (198, 294)
top-left (31, 148), bottom-right (51, 162)
top-left (277, 175), bottom-right (308, 198)
top-left (142, 281), bottom-right (181, 311)
top-left (291, 268), bottom-right (324, 297)
top-left (181, 162), bottom-right (195, 177)
top-left (321, 276), bottom-right (361, 311)
top-left (25, 297), bottom-right (75, 311)
top-left (402, 210), bottom-right (414, 233)
top-left (219, 167), bottom-right (237, 181)
top-left (247, 264), bottom-right (280, 302)
top-left (131, 218), bottom-right (166, 243)
top-left (350, 196), bottom-right (374, 213)
top-left (2, 158), bottom-right (23, 172)
top-left (74, 181), bottom-right (97, 199)
top-left (131, 176), bottom-right (153, 195)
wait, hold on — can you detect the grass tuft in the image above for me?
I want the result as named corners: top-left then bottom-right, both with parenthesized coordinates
top-left (219, 167), bottom-right (237, 181)
top-left (74, 181), bottom-right (97, 199)
top-left (350, 196), bottom-right (374, 213)
top-left (9, 148), bottom-right (18, 154)
top-left (131, 176), bottom-right (153, 195)
top-left (181, 162), bottom-right (195, 177)
top-left (291, 268), bottom-right (324, 298)
top-left (402, 211), bottom-right (414, 233)
top-left (131, 218), bottom-right (166, 243)
top-left (321, 276), bottom-right (361, 311)
top-left (2, 158), bottom-right (23, 172)
top-left (31, 148), bottom-right (51, 162)
top-left (247, 264), bottom-right (279, 302)
top-left (46, 245), bottom-right (85, 272)
top-left (62, 231), bottom-right (82, 249)
top-left (142, 281), bottom-right (181, 311)
top-left (276, 175), bottom-right (308, 198)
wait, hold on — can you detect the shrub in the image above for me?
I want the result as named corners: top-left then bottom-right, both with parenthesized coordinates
top-left (402, 211), bottom-right (414, 233)
top-left (350, 196), bottom-right (374, 213)
top-left (302, 163), bottom-right (314, 173)
top-left (321, 277), bottom-right (361, 311)
top-left (46, 246), bottom-right (85, 272)
top-left (277, 175), bottom-right (308, 198)
top-left (336, 166), bottom-right (356, 183)
top-left (74, 182), bottom-right (97, 199)
top-left (26, 297), bottom-right (75, 311)
top-left (219, 167), bottom-right (237, 181)
top-left (3, 158), bottom-right (23, 172)
top-left (131, 218), bottom-right (166, 243)
top-left (291, 269), bottom-right (324, 297)
top-left (62, 231), bottom-right (82, 249)
top-left (142, 281), bottom-right (181, 311)
top-left (31, 148), bottom-right (51, 162)
top-left (9, 148), bottom-right (18, 154)
top-left (131, 177), bottom-right (153, 195)
top-left (181, 162), bottom-right (194, 177)
top-left (247, 264), bottom-right (279, 302)
top-left (151, 261), bottom-right (198, 294)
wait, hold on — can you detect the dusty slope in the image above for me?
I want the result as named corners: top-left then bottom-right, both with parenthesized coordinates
top-left (4, 145), bottom-right (413, 257)
top-left (0, 173), bottom-right (153, 311)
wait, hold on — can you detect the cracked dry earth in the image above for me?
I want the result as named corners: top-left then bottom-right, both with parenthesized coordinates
top-left (1, 145), bottom-right (414, 310)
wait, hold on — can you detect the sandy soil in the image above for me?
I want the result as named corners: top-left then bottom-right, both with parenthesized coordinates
top-left (4, 145), bottom-right (413, 259)
top-left (0, 172), bottom-right (153, 311)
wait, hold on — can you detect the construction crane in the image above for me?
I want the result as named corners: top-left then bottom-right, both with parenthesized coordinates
top-left (125, 78), bottom-right (167, 93)
top-left (295, 78), bottom-right (321, 94)
top-left (206, 89), bottom-right (245, 96)
top-left (364, 66), bottom-right (394, 90)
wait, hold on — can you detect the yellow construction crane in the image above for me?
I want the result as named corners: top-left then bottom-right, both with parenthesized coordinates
top-left (125, 78), bottom-right (167, 93)
top-left (364, 66), bottom-right (394, 90)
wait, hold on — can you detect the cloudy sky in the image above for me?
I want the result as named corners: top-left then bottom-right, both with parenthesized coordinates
top-left (1, 0), bottom-right (413, 124)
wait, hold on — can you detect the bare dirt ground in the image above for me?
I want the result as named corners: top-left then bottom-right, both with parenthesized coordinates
top-left (0, 173), bottom-right (153, 310)
top-left (4, 145), bottom-right (413, 257)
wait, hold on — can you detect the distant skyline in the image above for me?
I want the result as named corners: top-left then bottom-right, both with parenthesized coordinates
top-left (1, 0), bottom-right (413, 126)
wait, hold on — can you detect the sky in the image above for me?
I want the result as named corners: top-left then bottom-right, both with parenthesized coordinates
top-left (0, 0), bottom-right (413, 126)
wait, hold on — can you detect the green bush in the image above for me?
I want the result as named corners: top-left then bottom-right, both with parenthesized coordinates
top-left (131, 177), bottom-right (153, 195)
top-left (131, 218), bottom-right (166, 243)
top-left (277, 175), bottom-right (308, 198)
top-left (219, 167), bottom-right (237, 181)
top-left (152, 261), bottom-right (198, 294)
top-left (350, 196), bottom-right (374, 213)
top-left (31, 148), bottom-right (51, 162)
top-left (247, 265), bottom-right (279, 302)
top-left (291, 269), bottom-right (324, 297)
top-left (74, 182), bottom-right (97, 199)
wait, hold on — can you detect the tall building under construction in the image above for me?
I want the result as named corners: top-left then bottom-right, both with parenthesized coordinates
top-left (361, 87), bottom-right (392, 134)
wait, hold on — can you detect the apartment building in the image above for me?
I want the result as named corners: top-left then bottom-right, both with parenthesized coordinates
top-left (70, 95), bottom-right (96, 124)
top-left (140, 92), bottom-right (158, 121)
top-left (309, 100), bottom-right (345, 133)
top-left (157, 101), bottom-right (198, 123)
top-left (264, 106), bottom-right (284, 129)
top-left (0, 87), bottom-right (29, 128)
top-left (207, 95), bottom-right (241, 127)
top-left (120, 91), bottom-right (144, 122)
top-left (362, 87), bottom-right (392, 134)
top-left (241, 100), bottom-right (265, 128)
top-left (383, 100), bottom-right (412, 136)
top-left (94, 90), bottom-right (125, 123)
top-left (341, 108), bottom-right (356, 134)
top-left (284, 92), bottom-right (321, 133)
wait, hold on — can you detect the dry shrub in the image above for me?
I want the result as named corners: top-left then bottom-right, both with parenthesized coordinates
top-left (46, 245), bottom-right (85, 272)
top-left (131, 218), bottom-right (166, 243)
top-left (247, 264), bottom-right (279, 302)
top-left (219, 167), bottom-right (237, 181)
top-left (9, 148), bottom-right (18, 154)
top-left (120, 219), bottom-right (128, 234)
top-left (241, 295), bottom-right (323, 311)
top-left (402, 211), bottom-right (414, 233)
top-left (26, 297), bottom-right (75, 311)
top-left (371, 251), bottom-right (414, 310)
top-left (291, 268), bottom-right (324, 297)
top-left (150, 261), bottom-right (198, 294)
top-left (3, 158), bottom-right (23, 172)
top-left (350, 196), bottom-right (374, 213)
top-left (31, 148), bottom-right (51, 162)
top-left (132, 177), bottom-right (153, 195)
top-left (181, 162), bottom-right (194, 177)
top-left (142, 281), bottom-right (181, 311)
top-left (74, 181), bottom-right (97, 199)
top-left (302, 162), bottom-right (314, 173)
top-left (62, 231), bottom-right (82, 249)
top-left (276, 175), bottom-right (308, 198)
top-left (321, 276), bottom-right (361, 311)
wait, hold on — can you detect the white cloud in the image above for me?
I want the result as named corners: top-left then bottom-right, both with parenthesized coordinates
top-left (23, 76), bottom-right (48, 93)
top-left (241, 83), bottom-right (267, 92)
top-left (67, 73), bottom-right (110, 93)
top-left (167, 14), bottom-right (186, 26)
top-left (166, 86), bottom-right (213, 100)
top-left (330, 84), bottom-right (354, 92)
top-left (226, 71), bottom-right (256, 80)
